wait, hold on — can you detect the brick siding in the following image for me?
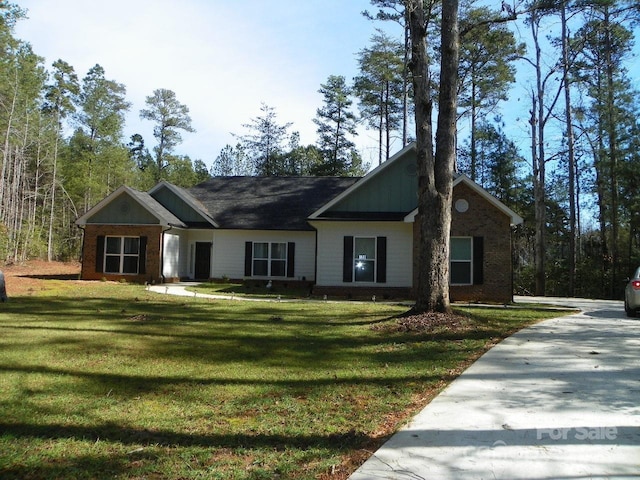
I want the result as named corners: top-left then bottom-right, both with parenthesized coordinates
top-left (80, 225), bottom-right (163, 283)
top-left (413, 183), bottom-right (514, 304)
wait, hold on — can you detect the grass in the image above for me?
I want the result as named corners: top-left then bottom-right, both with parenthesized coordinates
top-left (0, 280), bottom-right (570, 479)
top-left (190, 281), bottom-right (316, 299)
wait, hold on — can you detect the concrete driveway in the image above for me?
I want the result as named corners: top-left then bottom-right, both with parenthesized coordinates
top-left (349, 297), bottom-right (640, 479)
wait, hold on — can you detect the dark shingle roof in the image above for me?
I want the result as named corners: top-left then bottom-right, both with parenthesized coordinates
top-left (188, 176), bottom-right (360, 230)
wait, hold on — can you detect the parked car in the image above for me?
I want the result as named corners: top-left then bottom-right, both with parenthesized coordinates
top-left (624, 267), bottom-right (640, 317)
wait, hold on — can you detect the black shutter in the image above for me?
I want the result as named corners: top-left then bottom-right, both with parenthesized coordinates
top-left (376, 236), bottom-right (387, 283)
top-left (138, 236), bottom-right (147, 275)
top-left (287, 242), bottom-right (295, 278)
top-left (473, 236), bottom-right (484, 285)
top-left (96, 236), bottom-right (105, 273)
top-left (244, 242), bottom-right (253, 277)
top-left (343, 236), bottom-right (354, 283)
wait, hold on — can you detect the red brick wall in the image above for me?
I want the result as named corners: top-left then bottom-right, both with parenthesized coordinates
top-left (80, 225), bottom-right (163, 283)
top-left (413, 182), bottom-right (514, 304)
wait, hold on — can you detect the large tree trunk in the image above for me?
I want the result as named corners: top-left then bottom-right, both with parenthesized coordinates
top-left (403, 18), bottom-right (410, 148)
top-left (470, 77), bottom-right (477, 182)
top-left (561, 3), bottom-right (577, 297)
top-left (408, 0), bottom-right (459, 314)
top-left (603, 5), bottom-right (620, 298)
top-left (47, 130), bottom-right (59, 262)
top-left (530, 13), bottom-right (546, 297)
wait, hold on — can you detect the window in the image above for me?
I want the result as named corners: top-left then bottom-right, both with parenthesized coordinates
top-left (343, 236), bottom-right (387, 284)
top-left (354, 237), bottom-right (376, 282)
top-left (104, 236), bottom-right (140, 274)
top-left (450, 237), bottom-right (472, 285)
top-left (251, 242), bottom-right (287, 277)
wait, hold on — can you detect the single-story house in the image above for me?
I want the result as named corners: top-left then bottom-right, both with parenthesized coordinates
top-left (76, 143), bottom-right (523, 303)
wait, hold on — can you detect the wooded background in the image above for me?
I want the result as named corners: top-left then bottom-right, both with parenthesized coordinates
top-left (1, 1), bottom-right (638, 299)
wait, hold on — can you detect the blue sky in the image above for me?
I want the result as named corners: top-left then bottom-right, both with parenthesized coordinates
top-left (15, 0), bottom-right (398, 168)
top-left (14, 1), bottom-right (640, 177)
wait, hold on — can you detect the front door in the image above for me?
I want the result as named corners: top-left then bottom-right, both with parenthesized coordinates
top-left (194, 242), bottom-right (212, 280)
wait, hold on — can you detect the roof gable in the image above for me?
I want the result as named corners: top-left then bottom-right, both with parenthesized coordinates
top-left (149, 181), bottom-right (218, 228)
top-left (311, 142), bottom-right (523, 226)
top-left (75, 186), bottom-right (187, 227)
top-left (310, 143), bottom-right (417, 219)
top-left (403, 174), bottom-right (524, 226)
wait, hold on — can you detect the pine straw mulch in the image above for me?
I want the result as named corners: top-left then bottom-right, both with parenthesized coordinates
top-left (372, 309), bottom-right (474, 334)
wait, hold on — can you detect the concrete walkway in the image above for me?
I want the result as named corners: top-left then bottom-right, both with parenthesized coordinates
top-left (349, 297), bottom-right (640, 479)
top-left (147, 283), bottom-right (410, 305)
top-left (147, 283), bottom-right (282, 302)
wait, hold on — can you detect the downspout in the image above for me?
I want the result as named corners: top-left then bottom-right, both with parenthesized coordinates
top-left (313, 225), bottom-right (318, 292)
top-left (160, 225), bottom-right (173, 284)
top-left (510, 224), bottom-right (516, 302)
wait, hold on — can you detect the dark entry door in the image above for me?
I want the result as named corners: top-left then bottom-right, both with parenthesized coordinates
top-left (194, 242), bottom-right (212, 279)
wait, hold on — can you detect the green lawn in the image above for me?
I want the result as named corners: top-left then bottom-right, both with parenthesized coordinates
top-left (189, 281), bottom-right (318, 299)
top-left (0, 281), bottom-right (568, 479)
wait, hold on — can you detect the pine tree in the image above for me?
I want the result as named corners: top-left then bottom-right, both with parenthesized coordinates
top-left (313, 75), bottom-right (360, 176)
top-left (139, 88), bottom-right (195, 183)
top-left (236, 103), bottom-right (292, 176)
top-left (354, 30), bottom-right (405, 165)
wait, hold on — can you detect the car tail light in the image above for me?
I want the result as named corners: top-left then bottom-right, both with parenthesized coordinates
top-left (632, 280), bottom-right (640, 290)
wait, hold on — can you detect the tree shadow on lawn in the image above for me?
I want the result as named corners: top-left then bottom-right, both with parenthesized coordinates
top-left (0, 421), bottom-right (372, 479)
top-left (0, 421), bottom-right (371, 450)
top-left (16, 273), bottom-right (80, 281)
top-left (0, 296), bottom-right (538, 478)
top-left (0, 362), bottom-right (446, 395)
top-left (0, 294), bottom-right (509, 381)
top-left (1, 294), bottom-right (401, 327)
top-left (0, 448), bottom-right (140, 480)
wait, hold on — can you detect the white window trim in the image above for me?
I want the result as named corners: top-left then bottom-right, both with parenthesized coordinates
top-left (251, 241), bottom-right (288, 278)
top-left (104, 236), bottom-right (140, 275)
top-left (450, 236), bottom-right (473, 286)
top-left (353, 236), bottom-right (377, 283)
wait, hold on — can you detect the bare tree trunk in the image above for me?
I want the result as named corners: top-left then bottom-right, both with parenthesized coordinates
top-left (433, 0), bottom-right (459, 305)
top-left (529, 12), bottom-right (547, 297)
top-left (23, 115), bottom-right (45, 261)
top-left (409, 0), bottom-right (458, 314)
top-left (384, 81), bottom-right (391, 161)
top-left (403, 16), bottom-right (410, 147)
top-left (10, 145), bottom-right (24, 262)
top-left (561, 3), bottom-right (577, 297)
top-left (1, 67), bottom-right (19, 264)
top-left (595, 133), bottom-right (609, 296)
top-left (470, 76), bottom-right (477, 182)
top-left (48, 122), bottom-right (60, 262)
top-left (378, 88), bottom-right (384, 165)
top-left (603, 5), bottom-right (620, 298)
top-left (0, 67), bottom-right (19, 230)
